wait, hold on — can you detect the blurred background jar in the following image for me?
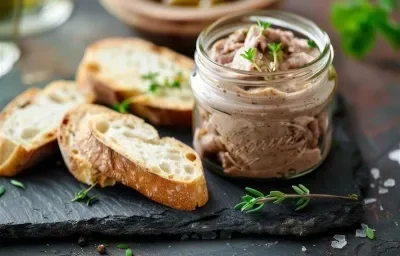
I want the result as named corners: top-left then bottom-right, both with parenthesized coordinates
top-left (0, 0), bottom-right (73, 78)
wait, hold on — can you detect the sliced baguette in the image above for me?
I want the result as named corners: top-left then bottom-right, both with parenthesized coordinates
top-left (76, 38), bottom-right (194, 126)
top-left (58, 104), bottom-right (118, 187)
top-left (0, 80), bottom-right (94, 176)
top-left (80, 112), bottom-right (208, 211)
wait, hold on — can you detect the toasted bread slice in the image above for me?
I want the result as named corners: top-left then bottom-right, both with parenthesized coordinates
top-left (76, 38), bottom-right (194, 126)
top-left (80, 112), bottom-right (208, 210)
top-left (58, 104), bottom-right (119, 187)
top-left (0, 80), bottom-right (94, 176)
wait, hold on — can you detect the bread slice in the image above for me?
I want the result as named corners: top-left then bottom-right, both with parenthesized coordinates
top-left (76, 38), bottom-right (194, 126)
top-left (58, 104), bottom-right (118, 187)
top-left (80, 112), bottom-right (208, 211)
top-left (0, 80), bottom-right (94, 176)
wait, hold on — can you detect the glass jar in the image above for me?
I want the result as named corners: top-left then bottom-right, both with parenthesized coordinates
top-left (191, 11), bottom-right (337, 179)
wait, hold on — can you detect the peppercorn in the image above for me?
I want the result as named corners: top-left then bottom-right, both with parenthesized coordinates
top-left (97, 244), bottom-right (106, 254)
top-left (77, 236), bottom-right (87, 247)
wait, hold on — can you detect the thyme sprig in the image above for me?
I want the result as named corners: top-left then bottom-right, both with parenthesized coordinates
top-left (257, 18), bottom-right (271, 35)
top-left (240, 47), bottom-right (262, 72)
top-left (72, 184), bottom-right (98, 206)
top-left (235, 185), bottom-right (359, 213)
top-left (361, 223), bottom-right (375, 240)
top-left (267, 43), bottom-right (283, 72)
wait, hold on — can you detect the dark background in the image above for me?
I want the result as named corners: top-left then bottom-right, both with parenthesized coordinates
top-left (0, 0), bottom-right (400, 255)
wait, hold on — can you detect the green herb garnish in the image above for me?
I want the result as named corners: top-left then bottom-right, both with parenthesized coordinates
top-left (234, 185), bottom-right (358, 213)
top-left (72, 184), bottom-right (98, 205)
top-left (112, 99), bottom-right (133, 114)
top-left (117, 244), bottom-right (130, 249)
top-left (240, 47), bottom-right (262, 72)
top-left (126, 248), bottom-right (134, 256)
top-left (86, 196), bottom-right (98, 206)
top-left (257, 18), bottom-right (271, 35)
top-left (361, 223), bottom-right (375, 240)
top-left (308, 39), bottom-right (317, 48)
top-left (0, 186), bottom-right (5, 198)
top-left (141, 72), bottom-right (159, 80)
top-left (267, 43), bottom-right (283, 72)
top-left (331, 0), bottom-right (400, 58)
top-left (10, 180), bottom-right (25, 189)
top-left (141, 71), bottom-right (183, 93)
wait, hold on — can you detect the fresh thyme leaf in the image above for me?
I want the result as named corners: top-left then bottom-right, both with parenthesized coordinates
top-left (86, 195), bottom-right (98, 206)
top-left (112, 99), bottom-right (132, 114)
top-left (269, 191), bottom-right (285, 197)
top-left (0, 186), bottom-right (5, 198)
top-left (245, 203), bottom-right (264, 214)
top-left (348, 194), bottom-right (359, 200)
top-left (307, 39), bottom-right (317, 48)
top-left (245, 187), bottom-right (264, 197)
top-left (72, 184), bottom-right (96, 202)
top-left (267, 43), bottom-right (283, 72)
top-left (10, 180), bottom-right (25, 189)
top-left (126, 248), bottom-right (134, 256)
top-left (257, 18), bottom-right (271, 35)
top-left (141, 72), bottom-right (159, 80)
top-left (361, 223), bottom-right (375, 240)
top-left (242, 195), bottom-right (254, 202)
top-left (292, 185), bottom-right (305, 195)
top-left (117, 244), bottom-right (130, 249)
top-left (240, 48), bottom-right (256, 62)
top-left (240, 48), bottom-right (263, 72)
top-left (149, 82), bottom-right (160, 92)
top-left (234, 201), bottom-right (247, 210)
top-left (273, 197), bottom-right (285, 204)
top-left (299, 184), bottom-right (310, 194)
top-left (295, 198), bottom-right (310, 211)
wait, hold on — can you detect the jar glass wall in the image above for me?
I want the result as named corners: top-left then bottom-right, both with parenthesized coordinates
top-left (191, 11), bottom-right (337, 179)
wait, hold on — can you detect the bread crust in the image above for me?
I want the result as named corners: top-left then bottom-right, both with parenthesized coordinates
top-left (76, 37), bottom-right (194, 126)
top-left (58, 104), bottom-right (116, 187)
top-left (0, 81), bottom-right (93, 176)
top-left (80, 113), bottom-right (208, 211)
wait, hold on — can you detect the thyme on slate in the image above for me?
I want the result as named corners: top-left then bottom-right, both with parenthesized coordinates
top-left (0, 186), bottom-right (5, 198)
top-left (72, 184), bottom-right (98, 206)
top-left (361, 223), bottom-right (375, 240)
top-left (235, 185), bottom-right (359, 213)
top-left (10, 179), bottom-right (25, 189)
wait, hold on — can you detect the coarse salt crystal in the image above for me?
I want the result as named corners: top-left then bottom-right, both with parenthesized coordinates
top-left (389, 149), bottom-right (400, 164)
top-left (355, 229), bottom-right (366, 238)
top-left (378, 187), bottom-right (389, 194)
top-left (302, 246), bottom-right (306, 252)
top-left (331, 235), bottom-right (347, 249)
top-left (380, 205), bottom-right (384, 211)
top-left (371, 168), bottom-right (380, 180)
top-left (364, 198), bottom-right (377, 204)
top-left (370, 183), bottom-right (376, 188)
top-left (383, 178), bottom-right (395, 187)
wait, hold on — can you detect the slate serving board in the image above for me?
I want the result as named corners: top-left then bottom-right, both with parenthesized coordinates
top-left (0, 80), bottom-right (367, 239)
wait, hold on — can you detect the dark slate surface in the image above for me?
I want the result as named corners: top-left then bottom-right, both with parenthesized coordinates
top-left (0, 78), bottom-right (367, 239)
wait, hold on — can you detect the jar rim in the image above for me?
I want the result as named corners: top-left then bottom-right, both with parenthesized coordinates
top-left (196, 10), bottom-right (333, 81)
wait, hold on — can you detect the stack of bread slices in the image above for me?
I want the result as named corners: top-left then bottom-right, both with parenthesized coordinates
top-left (0, 38), bottom-right (208, 211)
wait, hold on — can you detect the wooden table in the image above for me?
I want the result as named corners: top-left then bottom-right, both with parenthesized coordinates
top-left (0, 0), bottom-right (399, 255)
